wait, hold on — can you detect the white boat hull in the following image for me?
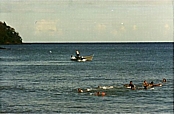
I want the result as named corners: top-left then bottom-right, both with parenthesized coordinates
top-left (71, 55), bottom-right (94, 62)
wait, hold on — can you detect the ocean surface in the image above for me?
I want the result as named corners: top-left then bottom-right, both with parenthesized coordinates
top-left (0, 43), bottom-right (174, 113)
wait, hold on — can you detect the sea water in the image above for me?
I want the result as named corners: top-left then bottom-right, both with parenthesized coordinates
top-left (0, 43), bottom-right (174, 113)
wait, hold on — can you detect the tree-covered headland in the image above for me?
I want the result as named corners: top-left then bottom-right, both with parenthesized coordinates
top-left (0, 21), bottom-right (22, 44)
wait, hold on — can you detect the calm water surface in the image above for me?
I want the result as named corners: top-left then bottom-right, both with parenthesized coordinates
top-left (0, 43), bottom-right (174, 113)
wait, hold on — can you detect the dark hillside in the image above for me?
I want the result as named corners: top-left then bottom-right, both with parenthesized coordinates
top-left (0, 21), bottom-right (22, 44)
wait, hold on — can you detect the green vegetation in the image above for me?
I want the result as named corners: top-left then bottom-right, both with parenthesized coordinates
top-left (0, 21), bottom-right (22, 44)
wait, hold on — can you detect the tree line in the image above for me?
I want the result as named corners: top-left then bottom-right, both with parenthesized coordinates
top-left (0, 21), bottom-right (22, 44)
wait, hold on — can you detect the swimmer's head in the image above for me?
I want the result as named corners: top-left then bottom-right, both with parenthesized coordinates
top-left (163, 78), bottom-right (166, 82)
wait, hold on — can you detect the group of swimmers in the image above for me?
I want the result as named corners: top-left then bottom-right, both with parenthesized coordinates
top-left (125, 78), bottom-right (166, 90)
top-left (77, 78), bottom-right (166, 96)
top-left (77, 86), bottom-right (107, 96)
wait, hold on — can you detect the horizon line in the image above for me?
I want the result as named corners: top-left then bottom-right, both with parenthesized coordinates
top-left (21, 41), bottom-right (174, 44)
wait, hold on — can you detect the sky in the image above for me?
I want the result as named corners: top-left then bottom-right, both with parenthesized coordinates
top-left (0, 0), bottom-right (174, 43)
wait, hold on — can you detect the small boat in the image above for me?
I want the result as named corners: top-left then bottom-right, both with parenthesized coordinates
top-left (0, 47), bottom-right (6, 49)
top-left (71, 54), bottom-right (94, 62)
top-left (71, 50), bottom-right (94, 62)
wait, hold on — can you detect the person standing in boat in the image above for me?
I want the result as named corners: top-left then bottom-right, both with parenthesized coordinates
top-left (76, 50), bottom-right (80, 57)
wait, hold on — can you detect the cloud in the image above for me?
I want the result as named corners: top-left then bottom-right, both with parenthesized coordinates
top-left (164, 24), bottom-right (170, 30)
top-left (132, 25), bottom-right (137, 30)
top-left (35, 19), bottom-right (57, 31)
top-left (35, 19), bottom-right (62, 36)
top-left (120, 26), bottom-right (125, 31)
top-left (163, 24), bottom-right (171, 35)
top-left (95, 23), bottom-right (106, 32)
top-left (110, 29), bottom-right (118, 36)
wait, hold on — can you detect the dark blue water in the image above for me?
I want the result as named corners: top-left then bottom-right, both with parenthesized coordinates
top-left (0, 43), bottom-right (174, 113)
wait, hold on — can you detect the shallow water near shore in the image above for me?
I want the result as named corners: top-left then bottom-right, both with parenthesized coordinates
top-left (0, 43), bottom-right (174, 113)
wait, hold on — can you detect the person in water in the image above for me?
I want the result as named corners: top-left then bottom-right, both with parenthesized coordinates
top-left (97, 85), bottom-right (114, 89)
top-left (95, 91), bottom-right (106, 96)
top-left (162, 78), bottom-right (166, 82)
top-left (149, 81), bottom-right (154, 88)
top-left (129, 81), bottom-right (135, 90)
top-left (77, 88), bottom-right (83, 93)
top-left (143, 80), bottom-right (149, 89)
top-left (149, 81), bottom-right (162, 87)
top-left (143, 80), bottom-right (162, 89)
